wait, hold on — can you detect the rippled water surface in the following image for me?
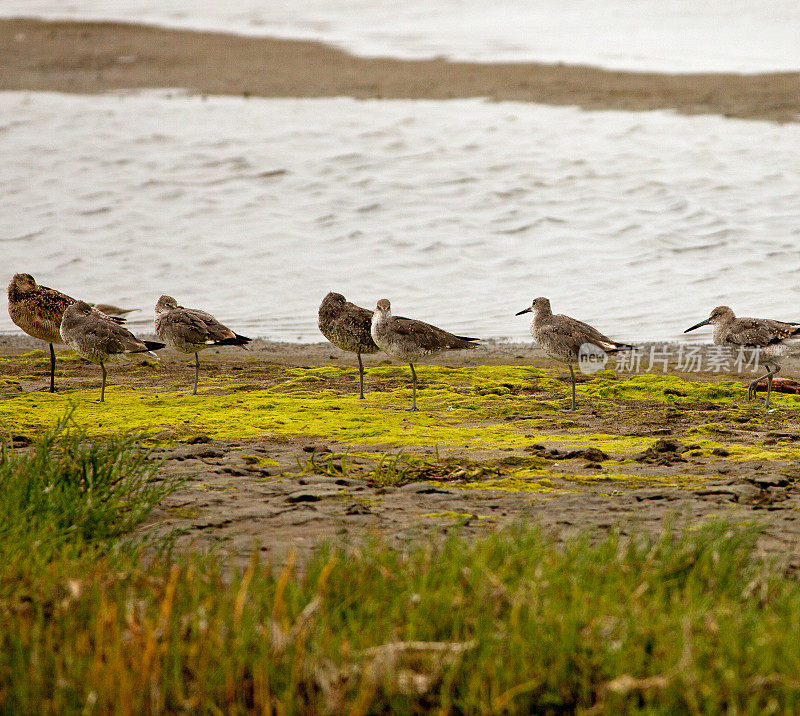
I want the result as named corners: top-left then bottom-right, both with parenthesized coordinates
top-left (4, 0), bottom-right (800, 72)
top-left (2, 91), bottom-right (800, 342)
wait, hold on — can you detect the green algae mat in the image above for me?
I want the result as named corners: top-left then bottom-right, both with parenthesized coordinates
top-left (3, 364), bottom-right (796, 444)
top-left (3, 364), bottom-right (800, 495)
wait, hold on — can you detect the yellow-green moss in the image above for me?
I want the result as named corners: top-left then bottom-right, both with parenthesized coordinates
top-left (422, 512), bottom-right (493, 520)
top-left (0, 349), bottom-right (83, 364)
top-left (164, 506), bottom-right (204, 519)
top-left (0, 366), bottom-right (594, 448)
top-left (687, 422), bottom-right (724, 435)
top-left (583, 373), bottom-right (799, 408)
top-left (2, 366), bottom-right (794, 464)
top-left (563, 471), bottom-right (714, 489)
top-left (458, 476), bottom-right (569, 493)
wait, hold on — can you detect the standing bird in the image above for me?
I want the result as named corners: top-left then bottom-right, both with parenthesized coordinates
top-left (60, 301), bottom-right (164, 402)
top-left (370, 299), bottom-right (478, 411)
top-left (684, 305), bottom-right (800, 409)
top-left (318, 292), bottom-right (380, 399)
top-left (154, 295), bottom-right (252, 395)
top-left (7, 273), bottom-right (125, 393)
top-left (515, 297), bottom-right (634, 411)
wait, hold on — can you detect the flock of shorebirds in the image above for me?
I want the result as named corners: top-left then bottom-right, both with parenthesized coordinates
top-left (7, 273), bottom-right (800, 410)
top-left (7, 274), bottom-right (250, 402)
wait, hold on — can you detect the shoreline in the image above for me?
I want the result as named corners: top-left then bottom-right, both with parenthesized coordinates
top-left (2, 18), bottom-right (799, 122)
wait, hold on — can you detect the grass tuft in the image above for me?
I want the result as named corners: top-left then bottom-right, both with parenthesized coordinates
top-left (0, 412), bottom-right (183, 555)
top-left (301, 448), bottom-right (505, 487)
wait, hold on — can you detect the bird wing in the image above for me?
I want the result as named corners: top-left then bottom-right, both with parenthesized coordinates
top-left (342, 304), bottom-right (379, 349)
top-left (34, 285), bottom-right (75, 325)
top-left (91, 306), bottom-right (126, 324)
top-left (547, 314), bottom-right (622, 352)
top-left (39, 284), bottom-right (75, 303)
top-left (390, 315), bottom-right (475, 351)
top-left (172, 308), bottom-right (235, 344)
top-left (725, 317), bottom-right (800, 347)
top-left (84, 314), bottom-right (147, 355)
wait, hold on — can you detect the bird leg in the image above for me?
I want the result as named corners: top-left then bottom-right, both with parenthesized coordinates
top-left (357, 352), bottom-right (365, 400)
top-left (561, 364), bottom-right (577, 412)
top-left (100, 361), bottom-right (106, 403)
top-left (193, 353), bottom-right (200, 396)
top-left (747, 365), bottom-right (780, 407)
top-left (408, 363), bottom-right (418, 411)
top-left (48, 342), bottom-right (56, 393)
top-left (765, 370), bottom-right (776, 409)
top-left (765, 365), bottom-right (780, 409)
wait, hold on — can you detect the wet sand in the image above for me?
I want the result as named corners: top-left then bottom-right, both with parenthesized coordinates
top-left (3, 335), bottom-right (800, 569)
top-left (2, 18), bottom-right (799, 122)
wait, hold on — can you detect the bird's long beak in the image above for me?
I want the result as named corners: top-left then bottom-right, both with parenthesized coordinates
top-left (684, 318), bottom-right (711, 333)
top-left (515, 307), bottom-right (532, 316)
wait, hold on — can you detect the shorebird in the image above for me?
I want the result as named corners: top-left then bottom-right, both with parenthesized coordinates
top-left (684, 306), bottom-right (800, 408)
top-left (60, 301), bottom-right (164, 402)
top-left (88, 302), bottom-right (139, 317)
top-left (515, 297), bottom-right (634, 411)
top-left (318, 292), bottom-right (380, 399)
top-left (370, 299), bottom-right (478, 410)
top-left (7, 273), bottom-right (125, 392)
top-left (154, 295), bottom-right (252, 395)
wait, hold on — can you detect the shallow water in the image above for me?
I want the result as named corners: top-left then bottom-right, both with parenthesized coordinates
top-left (2, 91), bottom-right (800, 343)
top-left (4, 0), bottom-right (800, 73)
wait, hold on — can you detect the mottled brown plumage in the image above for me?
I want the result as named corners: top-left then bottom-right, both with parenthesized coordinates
top-left (8, 273), bottom-right (74, 345)
top-left (8, 273), bottom-right (130, 393)
top-left (371, 298), bottom-right (478, 410)
top-left (318, 292), bottom-right (379, 399)
top-left (60, 300), bottom-right (164, 402)
top-left (685, 305), bottom-right (800, 408)
top-left (516, 297), bottom-right (634, 411)
top-left (154, 295), bottom-right (251, 395)
top-left (6, 273), bottom-right (123, 392)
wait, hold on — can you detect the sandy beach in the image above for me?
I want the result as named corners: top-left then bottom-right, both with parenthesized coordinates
top-left (2, 18), bottom-right (799, 122)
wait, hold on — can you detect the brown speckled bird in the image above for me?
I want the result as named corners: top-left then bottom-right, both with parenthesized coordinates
top-left (685, 305), bottom-right (800, 408)
top-left (154, 295), bottom-right (252, 395)
top-left (318, 292), bottom-right (380, 399)
top-left (516, 297), bottom-right (634, 411)
top-left (8, 273), bottom-right (127, 392)
top-left (60, 300), bottom-right (164, 402)
top-left (370, 298), bottom-right (478, 410)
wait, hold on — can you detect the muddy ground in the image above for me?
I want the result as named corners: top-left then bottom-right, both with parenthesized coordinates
top-left (2, 334), bottom-right (800, 569)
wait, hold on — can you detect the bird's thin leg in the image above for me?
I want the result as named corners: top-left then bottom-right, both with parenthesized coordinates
top-left (357, 352), bottom-right (365, 400)
top-left (409, 363), bottom-right (418, 411)
top-left (571, 365), bottom-right (577, 410)
top-left (48, 342), bottom-right (56, 393)
top-left (765, 372), bottom-right (774, 409)
top-left (748, 365), bottom-right (777, 403)
top-left (561, 364), bottom-right (577, 412)
top-left (193, 353), bottom-right (200, 396)
top-left (100, 361), bottom-right (106, 403)
top-left (764, 365), bottom-right (780, 409)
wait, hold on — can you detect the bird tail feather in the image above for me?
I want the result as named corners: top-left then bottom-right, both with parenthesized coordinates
top-left (217, 334), bottom-right (252, 349)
